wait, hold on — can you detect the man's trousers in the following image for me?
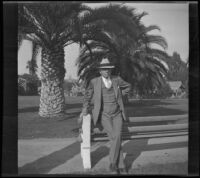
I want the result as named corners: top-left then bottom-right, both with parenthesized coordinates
top-left (100, 112), bottom-right (125, 168)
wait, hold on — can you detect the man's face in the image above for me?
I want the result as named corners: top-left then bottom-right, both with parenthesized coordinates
top-left (99, 68), bottom-right (112, 78)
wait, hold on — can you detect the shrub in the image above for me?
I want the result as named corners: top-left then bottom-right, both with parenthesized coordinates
top-left (18, 74), bottom-right (41, 96)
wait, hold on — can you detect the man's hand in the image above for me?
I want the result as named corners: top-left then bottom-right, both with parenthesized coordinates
top-left (77, 113), bottom-right (87, 142)
top-left (77, 128), bottom-right (83, 142)
top-left (78, 112), bottom-right (87, 125)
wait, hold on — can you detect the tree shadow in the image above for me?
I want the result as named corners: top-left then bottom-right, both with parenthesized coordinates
top-left (122, 120), bottom-right (182, 129)
top-left (18, 103), bottom-right (82, 114)
top-left (125, 104), bottom-right (188, 117)
top-left (122, 136), bottom-right (188, 172)
top-left (65, 103), bottom-right (82, 110)
top-left (126, 99), bottom-right (184, 107)
top-left (91, 146), bottom-right (109, 168)
top-left (18, 99), bottom-right (187, 117)
top-left (18, 142), bottom-right (80, 174)
top-left (18, 107), bottom-right (39, 113)
top-left (18, 135), bottom-right (188, 174)
top-left (58, 112), bottom-right (81, 121)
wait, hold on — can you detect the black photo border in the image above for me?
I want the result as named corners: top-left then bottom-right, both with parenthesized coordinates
top-left (1, 1), bottom-right (199, 176)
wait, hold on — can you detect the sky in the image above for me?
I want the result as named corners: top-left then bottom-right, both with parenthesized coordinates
top-left (18, 2), bottom-right (189, 79)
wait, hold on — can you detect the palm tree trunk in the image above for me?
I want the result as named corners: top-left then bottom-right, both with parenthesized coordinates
top-left (39, 44), bottom-right (66, 118)
top-left (30, 42), bottom-right (39, 76)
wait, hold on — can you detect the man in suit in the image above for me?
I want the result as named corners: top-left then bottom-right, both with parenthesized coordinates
top-left (79, 58), bottom-right (131, 174)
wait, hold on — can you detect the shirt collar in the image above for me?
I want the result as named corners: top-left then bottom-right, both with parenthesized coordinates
top-left (101, 76), bottom-right (111, 82)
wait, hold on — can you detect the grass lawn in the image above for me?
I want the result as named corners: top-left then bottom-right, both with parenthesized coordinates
top-left (18, 96), bottom-right (188, 139)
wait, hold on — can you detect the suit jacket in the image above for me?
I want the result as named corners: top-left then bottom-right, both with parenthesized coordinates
top-left (82, 75), bottom-right (131, 126)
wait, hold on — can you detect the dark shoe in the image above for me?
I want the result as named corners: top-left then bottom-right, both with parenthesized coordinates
top-left (109, 164), bottom-right (118, 174)
top-left (118, 167), bottom-right (128, 174)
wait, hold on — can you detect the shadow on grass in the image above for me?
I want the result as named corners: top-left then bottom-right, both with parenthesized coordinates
top-left (18, 103), bottom-right (82, 114)
top-left (18, 100), bottom-right (187, 117)
top-left (123, 137), bottom-right (188, 172)
top-left (125, 99), bottom-right (185, 107)
top-left (126, 107), bottom-right (187, 118)
top-left (18, 99), bottom-right (188, 139)
top-left (18, 135), bottom-right (188, 174)
top-left (65, 103), bottom-right (82, 110)
top-left (58, 112), bottom-right (81, 121)
top-left (18, 107), bottom-right (39, 113)
top-left (125, 100), bottom-right (187, 118)
top-left (91, 146), bottom-right (109, 168)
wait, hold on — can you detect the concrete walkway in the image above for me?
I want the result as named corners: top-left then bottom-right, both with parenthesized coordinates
top-left (18, 135), bottom-right (188, 175)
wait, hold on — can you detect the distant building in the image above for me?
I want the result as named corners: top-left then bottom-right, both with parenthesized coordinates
top-left (167, 81), bottom-right (185, 97)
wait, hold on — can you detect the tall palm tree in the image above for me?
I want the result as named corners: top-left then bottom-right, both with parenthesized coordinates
top-left (18, 2), bottom-right (142, 117)
top-left (77, 4), bottom-right (170, 96)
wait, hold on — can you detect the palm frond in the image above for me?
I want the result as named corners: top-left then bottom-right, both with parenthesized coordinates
top-left (22, 5), bottom-right (48, 38)
top-left (135, 11), bottom-right (148, 21)
top-left (144, 34), bottom-right (168, 50)
top-left (145, 25), bottom-right (161, 33)
top-left (79, 5), bottom-right (140, 40)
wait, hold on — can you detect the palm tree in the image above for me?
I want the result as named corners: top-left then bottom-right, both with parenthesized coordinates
top-left (77, 4), bottom-right (170, 96)
top-left (18, 2), bottom-right (143, 117)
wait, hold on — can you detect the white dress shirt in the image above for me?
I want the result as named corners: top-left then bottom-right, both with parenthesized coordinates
top-left (102, 76), bottom-right (112, 89)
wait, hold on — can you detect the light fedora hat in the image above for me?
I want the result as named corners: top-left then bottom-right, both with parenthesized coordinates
top-left (98, 58), bottom-right (115, 69)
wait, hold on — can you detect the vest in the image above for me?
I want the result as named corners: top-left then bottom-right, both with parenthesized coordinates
top-left (100, 80), bottom-right (121, 118)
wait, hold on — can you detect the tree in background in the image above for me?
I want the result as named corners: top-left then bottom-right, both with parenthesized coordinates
top-left (166, 52), bottom-right (188, 81)
top-left (63, 79), bottom-right (76, 96)
top-left (77, 4), bottom-right (170, 99)
top-left (166, 51), bottom-right (188, 94)
top-left (70, 81), bottom-right (85, 96)
top-left (19, 3), bottom-right (89, 117)
top-left (18, 2), bottom-right (142, 117)
top-left (18, 73), bottom-right (41, 95)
